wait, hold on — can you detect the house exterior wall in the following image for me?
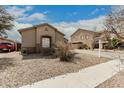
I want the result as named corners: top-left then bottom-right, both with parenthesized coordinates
top-left (19, 24), bottom-right (65, 53)
top-left (36, 25), bottom-right (56, 47)
top-left (21, 29), bottom-right (36, 47)
top-left (36, 25), bottom-right (57, 53)
top-left (55, 31), bottom-right (65, 47)
top-left (71, 29), bottom-right (99, 49)
top-left (21, 29), bottom-right (36, 53)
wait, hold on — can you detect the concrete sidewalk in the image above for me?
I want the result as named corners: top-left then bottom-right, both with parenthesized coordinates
top-left (21, 59), bottom-right (124, 88)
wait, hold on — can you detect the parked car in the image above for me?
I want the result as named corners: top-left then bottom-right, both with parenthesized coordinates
top-left (0, 42), bottom-right (15, 52)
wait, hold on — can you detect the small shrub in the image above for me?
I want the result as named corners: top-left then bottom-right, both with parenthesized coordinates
top-left (57, 42), bottom-right (75, 62)
top-left (111, 37), bottom-right (120, 49)
top-left (83, 44), bottom-right (90, 49)
top-left (104, 38), bottom-right (120, 49)
top-left (41, 48), bottom-right (55, 56)
top-left (60, 51), bottom-right (75, 62)
top-left (78, 46), bottom-right (83, 49)
top-left (104, 43), bottom-right (113, 49)
top-left (21, 49), bottom-right (27, 54)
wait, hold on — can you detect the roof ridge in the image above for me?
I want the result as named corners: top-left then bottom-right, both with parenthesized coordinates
top-left (18, 23), bottom-right (65, 36)
top-left (71, 28), bottom-right (100, 37)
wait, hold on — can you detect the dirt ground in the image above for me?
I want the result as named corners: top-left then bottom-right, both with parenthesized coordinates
top-left (96, 69), bottom-right (124, 88)
top-left (0, 52), bottom-right (110, 88)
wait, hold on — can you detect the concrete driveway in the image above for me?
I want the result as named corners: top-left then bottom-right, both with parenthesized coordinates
top-left (74, 49), bottom-right (124, 59)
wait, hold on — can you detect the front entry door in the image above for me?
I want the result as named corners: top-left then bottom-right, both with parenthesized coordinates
top-left (42, 37), bottom-right (51, 48)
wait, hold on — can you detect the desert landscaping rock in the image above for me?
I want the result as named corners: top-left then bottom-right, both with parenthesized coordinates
top-left (0, 52), bottom-right (110, 87)
top-left (96, 69), bottom-right (124, 88)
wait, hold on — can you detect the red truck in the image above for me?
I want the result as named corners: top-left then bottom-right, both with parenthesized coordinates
top-left (0, 42), bottom-right (16, 52)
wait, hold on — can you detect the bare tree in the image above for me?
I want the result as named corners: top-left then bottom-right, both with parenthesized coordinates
top-left (105, 6), bottom-right (124, 41)
top-left (105, 6), bottom-right (124, 76)
top-left (0, 6), bottom-right (14, 37)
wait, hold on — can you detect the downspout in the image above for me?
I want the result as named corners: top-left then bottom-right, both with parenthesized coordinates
top-left (55, 29), bottom-right (57, 48)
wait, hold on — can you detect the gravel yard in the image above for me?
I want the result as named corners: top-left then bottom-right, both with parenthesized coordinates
top-left (0, 52), bottom-right (110, 88)
top-left (96, 69), bottom-right (124, 88)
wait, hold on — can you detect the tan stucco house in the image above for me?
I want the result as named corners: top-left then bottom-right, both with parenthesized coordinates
top-left (71, 29), bottom-right (101, 49)
top-left (18, 23), bottom-right (65, 53)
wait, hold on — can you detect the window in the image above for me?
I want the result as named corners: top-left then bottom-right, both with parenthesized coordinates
top-left (81, 36), bottom-right (84, 40)
top-left (86, 35), bottom-right (89, 39)
top-left (42, 37), bottom-right (50, 48)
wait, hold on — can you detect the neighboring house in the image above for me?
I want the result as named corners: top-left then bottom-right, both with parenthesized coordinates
top-left (71, 29), bottom-right (101, 49)
top-left (0, 37), bottom-right (18, 51)
top-left (64, 38), bottom-right (68, 44)
top-left (18, 23), bottom-right (65, 53)
top-left (0, 37), bottom-right (16, 44)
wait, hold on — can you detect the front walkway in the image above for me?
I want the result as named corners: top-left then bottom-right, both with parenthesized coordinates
top-left (21, 59), bottom-right (124, 88)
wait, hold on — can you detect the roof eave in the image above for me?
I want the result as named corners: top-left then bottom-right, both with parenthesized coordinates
top-left (18, 23), bottom-right (65, 36)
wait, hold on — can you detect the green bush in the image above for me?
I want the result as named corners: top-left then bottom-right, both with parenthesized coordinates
top-left (104, 37), bottom-right (120, 49)
top-left (111, 37), bottom-right (120, 49)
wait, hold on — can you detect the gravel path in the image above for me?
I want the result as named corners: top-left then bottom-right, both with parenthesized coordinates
top-left (0, 52), bottom-right (110, 88)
